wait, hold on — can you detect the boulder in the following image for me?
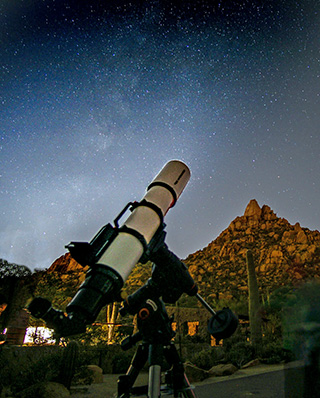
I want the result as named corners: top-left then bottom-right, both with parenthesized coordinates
top-left (184, 362), bottom-right (210, 382)
top-left (296, 230), bottom-right (308, 244)
top-left (208, 363), bottom-right (238, 377)
top-left (242, 359), bottom-right (260, 369)
top-left (87, 365), bottom-right (104, 384)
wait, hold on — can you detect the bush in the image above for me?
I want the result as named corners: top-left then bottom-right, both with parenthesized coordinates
top-left (259, 342), bottom-right (294, 364)
top-left (190, 347), bottom-right (224, 370)
top-left (9, 350), bottom-right (63, 394)
top-left (1, 344), bottom-right (101, 393)
top-left (112, 352), bottom-right (133, 373)
top-left (225, 342), bottom-right (255, 368)
top-left (222, 327), bottom-right (248, 351)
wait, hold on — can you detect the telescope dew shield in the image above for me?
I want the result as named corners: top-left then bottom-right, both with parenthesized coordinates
top-left (66, 160), bottom-right (190, 323)
top-left (94, 160), bottom-right (190, 282)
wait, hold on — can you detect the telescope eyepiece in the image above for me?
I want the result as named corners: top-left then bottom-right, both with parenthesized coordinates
top-left (28, 297), bottom-right (86, 337)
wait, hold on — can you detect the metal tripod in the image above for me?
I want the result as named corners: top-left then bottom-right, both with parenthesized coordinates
top-left (115, 238), bottom-right (238, 397)
top-left (117, 296), bottom-right (198, 398)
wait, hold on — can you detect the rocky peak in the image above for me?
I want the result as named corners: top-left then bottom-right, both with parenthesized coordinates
top-left (244, 199), bottom-right (262, 218)
top-left (185, 199), bottom-right (320, 301)
top-left (48, 252), bottom-right (86, 273)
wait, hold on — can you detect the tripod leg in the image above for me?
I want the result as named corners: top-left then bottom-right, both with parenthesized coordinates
top-left (148, 364), bottom-right (161, 398)
top-left (117, 343), bottom-right (148, 398)
top-left (148, 344), bottom-right (163, 398)
top-left (180, 374), bottom-right (198, 398)
top-left (164, 343), bottom-right (198, 398)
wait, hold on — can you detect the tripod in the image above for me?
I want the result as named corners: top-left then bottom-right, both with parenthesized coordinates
top-left (117, 295), bottom-right (197, 398)
top-left (116, 238), bottom-right (238, 398)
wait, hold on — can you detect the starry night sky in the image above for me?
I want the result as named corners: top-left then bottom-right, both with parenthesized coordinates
top-left (1, 1), bottom-right (320, 272)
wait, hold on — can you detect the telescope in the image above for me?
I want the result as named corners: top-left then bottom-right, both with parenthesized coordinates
top-left (28, 160), bottom-right (238, 343)
top-left (28, 160), bottom-right (192, 336)
top-left (28, 160), bottom-right (239, 398)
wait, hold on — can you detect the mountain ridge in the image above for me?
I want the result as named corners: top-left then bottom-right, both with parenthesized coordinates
top-left (47, 199), bottom-right (320, 303)
top-left (184, 199), bottom-right (320, 301)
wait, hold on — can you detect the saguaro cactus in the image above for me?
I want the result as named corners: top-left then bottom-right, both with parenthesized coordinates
top-left (58, 340), bottom-right (79, 389)
top-left (246, 250), bottom-right (262, 347)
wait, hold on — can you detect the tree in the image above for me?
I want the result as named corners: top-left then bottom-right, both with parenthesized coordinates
top-left (0, 259), bottom-right (34, 331)
top-left (0, 259), bottom-right (32, 279)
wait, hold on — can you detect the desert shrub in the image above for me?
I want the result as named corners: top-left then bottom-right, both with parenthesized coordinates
top-left (259, 342), bottom-right (293, 364)
top-left (190, 347), bottom-right (223, 370)
top-left (10, 350), bottom-right (63, 394)
top-left (225, 341), bottom-right (255, 368)
top-left (222, 327), bottom-right (248, 351)
top-left (76, 344), bottom-right (134, 374)
top-left (77, 345), bottom-right (99, 367)
top-left (112, 351), bottom-right (133, 373)
top-left (184, 333), bottom-right (209, 344)
top-left (1, 344), bottom-right (100, 394)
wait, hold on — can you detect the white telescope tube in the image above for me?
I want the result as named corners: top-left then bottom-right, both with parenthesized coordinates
top-left (97, 160), bottom-right (190, 281)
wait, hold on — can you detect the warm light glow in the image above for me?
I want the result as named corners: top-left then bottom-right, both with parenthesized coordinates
top-left (187, 321), bottom-right (199, 336)
top-left (24, 327), bottom-right (55, 344)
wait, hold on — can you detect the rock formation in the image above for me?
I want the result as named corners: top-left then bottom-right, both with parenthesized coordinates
top-left (184, 199), bottom-right (320, 301)
top-left (48, 253), bottom-right (85, 273)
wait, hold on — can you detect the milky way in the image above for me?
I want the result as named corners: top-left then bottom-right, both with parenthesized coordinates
top-left (1, 1), bottom-right (319, 271)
